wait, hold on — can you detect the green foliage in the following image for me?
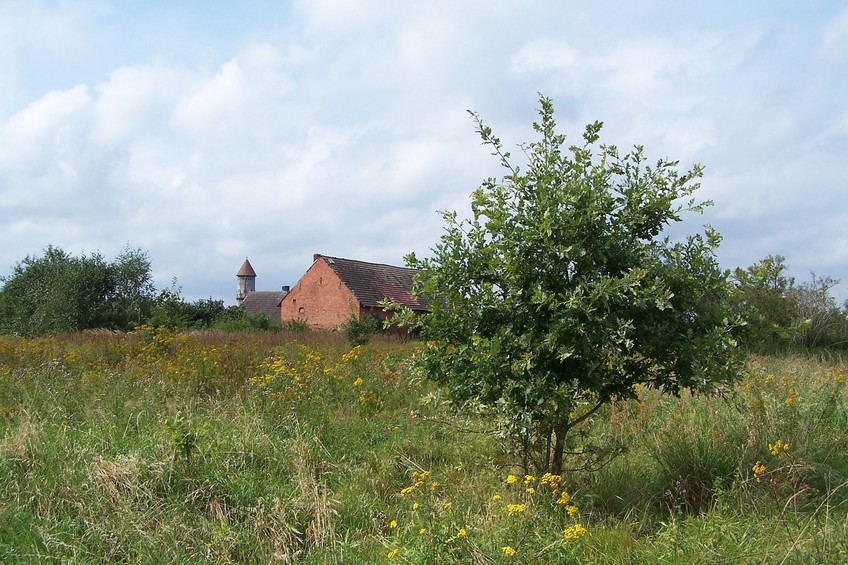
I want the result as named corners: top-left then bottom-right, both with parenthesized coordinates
top-left (147, 286), bottom-right (276, 331)
top-left (391, 95), bottom-right (744, 473)
top-left (212, 310), bottom-right (283, 332)
top-left (732, 256), bottom-right (848, 351)
top-left (281, 317), bottom-right (311, 332)
top-left (731, 255), bottom-right (797, 350)
top-left (147, 285), bottom-right (232, 330)
top-left (342, 315), bottom-right (385, 346)
top-left (789, 274), bottom-right (848, 349)
top-left (164, 412), bottom-right (209, 461)
top-left (0, 245), bottom-right (156, 335)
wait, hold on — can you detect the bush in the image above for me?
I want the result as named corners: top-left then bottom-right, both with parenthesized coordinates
top-left (342, 315), bottom-right (384, 346)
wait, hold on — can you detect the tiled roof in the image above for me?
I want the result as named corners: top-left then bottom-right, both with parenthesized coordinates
top-left (237, 258), bottom-right (257, 277)
top-left (240, 291), bottom-right (284, 320)
top-left (318, 255), bottom-right (428, 311)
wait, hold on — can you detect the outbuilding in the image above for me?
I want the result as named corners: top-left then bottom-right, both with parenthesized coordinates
top-left (280, 254), bottom-right (428, 330)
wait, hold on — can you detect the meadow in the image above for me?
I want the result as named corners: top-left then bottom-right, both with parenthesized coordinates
top-left (0, 327), bottom-right (846, 563)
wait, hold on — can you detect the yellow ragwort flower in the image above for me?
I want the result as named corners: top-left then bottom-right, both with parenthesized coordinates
top-left (492, 494), bottom-right (502, 501)
top-left (523, 474), bottom-right (535, 485)
top-left (566, 504), bottom-right (579, 518)
top-left (785, 390), bottom-right (798, 406)
top-left (502, 545), bottom-right (517, 557)
top-left (753, 460), bottom-right (767, 483)
top-left (769, 440), bottom-right (790, 456)
top-left (563, 523), bottom-right (588, 542)
top-left (412, 501), bottom-right (420, 510)
top-left (443, 502), bottom-right (452, 511)
top-left (556, 491), bottom-right (571, 506)
top-left (457, 528), bottom-right (467, 538)
top-left (390, 520), bottom-right (397, 529)
top-left (540, 472), bottom-right (563, 488)
top-left (506, 474), bottom-right (518, 485)
top-left (419, 528), bottom-right (427, 535)
top-left (507, 503), bottom-right (526, 516)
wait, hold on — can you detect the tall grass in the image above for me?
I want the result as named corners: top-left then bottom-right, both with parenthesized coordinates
top-left (1, 328), bottom-right (846, 562)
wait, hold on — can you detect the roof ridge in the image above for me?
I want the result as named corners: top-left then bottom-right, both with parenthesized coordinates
top-left (318, 254), bottom-right (417, 271)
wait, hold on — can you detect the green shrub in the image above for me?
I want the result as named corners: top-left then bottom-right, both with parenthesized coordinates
top-left (342, 315), bottom-right (384, 346)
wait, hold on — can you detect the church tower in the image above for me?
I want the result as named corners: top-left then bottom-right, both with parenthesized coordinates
top-left (236, 258), bottom-right (257, 303)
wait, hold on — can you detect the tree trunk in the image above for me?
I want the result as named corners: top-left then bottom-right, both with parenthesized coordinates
top-left (551, 422), bottom-right (569, 475)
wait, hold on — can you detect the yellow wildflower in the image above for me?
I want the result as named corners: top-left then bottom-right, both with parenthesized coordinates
top-left (753, 460), bottom-right (767, 483)
top-left (342, 345), bottom-right (362, 362)
top-left (540, 472), bottom-right (563, 488)
top-left (563, 523), bottom-right (587, 541)
top-left (526, 487), bottom-right (536, 494)
top-left (457, 528), bottom-right (467, 538)
top-left (443, 502), bottom-right (452, 510)
top-left (419, 528), bottom-right (427, 535)
top-left (412, 502), bottom-right (420, 510)
top-left (507, 503), bottom-right (526, 516)
top-left (785, 389), bottom-right (799, 406)
top-left (566, 504), bottom-right (579, 518)
top-left (492, 494), bottom-right (502, 501)
top-left (387, 548), bottom-right (399, 559)
top-left (502, 545), bottom-right (517, 557)
top-left (523, 474), bottom-right (535, 485)
top-left (505, 474), bottom-right (518, 485)
top-left (390, 520), bottom-right (397, 529)
top-left (353, 377), bottom-right (363, 387)
top-left (768, 440), bottom-right (790, 456)
top-left (556, 491), bottom-right (571, 506)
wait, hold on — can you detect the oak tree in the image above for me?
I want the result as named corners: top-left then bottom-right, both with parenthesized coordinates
top-left (392, 96), bottom-right (743, 474)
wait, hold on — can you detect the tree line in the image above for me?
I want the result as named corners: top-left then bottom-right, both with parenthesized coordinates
top-left (1, 245), bottom-right (846, 350)
top-left (0, 245), bottom-right (280, 336)
top-left (731, 255), bottom-right (848, 351)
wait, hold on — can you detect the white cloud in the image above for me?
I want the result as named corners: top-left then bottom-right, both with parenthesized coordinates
top-left (0, 85), bottom-right (92, 212)
top-left (0, 2), bottom-right (846, 304)
top-left (92, 65), bottom-right (191, 146)
top-left (172, 45), bottom-right (291, 140)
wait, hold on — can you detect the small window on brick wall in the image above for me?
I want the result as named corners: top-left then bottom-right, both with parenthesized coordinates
top-left (298, 307), bottom-right (305, 318)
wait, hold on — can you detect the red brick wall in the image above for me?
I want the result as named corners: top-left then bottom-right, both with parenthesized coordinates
top-left (280, 259), bottom-right (361, 329)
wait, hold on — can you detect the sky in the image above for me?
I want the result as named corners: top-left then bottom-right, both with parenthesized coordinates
top-left (1, 1), bottom-right (847, 305)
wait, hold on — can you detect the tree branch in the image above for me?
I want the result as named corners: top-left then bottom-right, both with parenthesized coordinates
top-left (567, 396), bottom-right (608, 430)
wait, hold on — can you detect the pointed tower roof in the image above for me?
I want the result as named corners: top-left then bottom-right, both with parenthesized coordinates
top-left (237, 258), bottom-right (257, 277)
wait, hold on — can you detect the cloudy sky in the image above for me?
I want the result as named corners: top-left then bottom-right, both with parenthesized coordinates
top-left (2, 1), bottom-right (846, 304)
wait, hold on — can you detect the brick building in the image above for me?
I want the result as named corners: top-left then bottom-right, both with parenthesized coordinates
top-left (280, 254), bottom-right (428, 329)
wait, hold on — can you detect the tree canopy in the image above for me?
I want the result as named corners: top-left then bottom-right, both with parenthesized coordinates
top-left (391, 96), bottom-right (744, 473)
top-left (0, 245), bottom-right (156, 335)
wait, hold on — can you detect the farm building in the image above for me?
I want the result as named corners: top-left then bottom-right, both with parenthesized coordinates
top-left (235, 258), bottom-right (288, 320)
top-left (280, 254), bottom-right (428, 330)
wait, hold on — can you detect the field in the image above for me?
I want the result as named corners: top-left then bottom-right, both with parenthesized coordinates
top-left (1, 327), bottom-right (847, 563)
